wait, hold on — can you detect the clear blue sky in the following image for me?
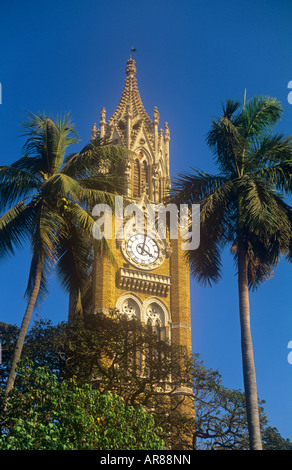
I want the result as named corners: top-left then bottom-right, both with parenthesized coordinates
top-left (1, 0), bottom-right (292, 441)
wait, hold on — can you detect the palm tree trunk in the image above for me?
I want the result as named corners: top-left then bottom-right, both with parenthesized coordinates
top-left (237, 239), bottom-right (262, 450)
top-left (68, 288), bottom-right (83, 323)
top-left (5, 260), bottom-right (43, 394)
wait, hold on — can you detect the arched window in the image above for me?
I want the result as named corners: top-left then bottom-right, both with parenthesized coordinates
top-left (145, 303), bottom-right (163, 327)
top-left (116, 294), bottom-right (143, 376)
top-left (141, 160), bottom-right (148, 193)
top-left (143, 298), bottom-right (170, 342)
top-left (115, 295), bottom-right (170, 379)
top-left (133, 159), bottom-right (140, 198)
top-left (159, 178), bottom-right (163, 202)
top-left (158, 161), bottom-right (163, 202)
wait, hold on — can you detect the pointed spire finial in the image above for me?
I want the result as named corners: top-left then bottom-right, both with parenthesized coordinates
top-left (126, 55), bottom-right (136, 76)
top-left (91, 123), bottom-right (97, 141)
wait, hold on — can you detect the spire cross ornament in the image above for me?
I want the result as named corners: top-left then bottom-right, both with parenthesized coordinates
top-left (130, 46), bottom-right (137, 59)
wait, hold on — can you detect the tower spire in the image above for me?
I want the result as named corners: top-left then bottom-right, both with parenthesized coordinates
top-left (91, 55), bottom-right (170, 198)
top-left (106, 54), bottom-right (152, 141)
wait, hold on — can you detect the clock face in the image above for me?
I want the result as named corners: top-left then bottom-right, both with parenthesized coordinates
top-left (126, 234), bottom-right (159, 267)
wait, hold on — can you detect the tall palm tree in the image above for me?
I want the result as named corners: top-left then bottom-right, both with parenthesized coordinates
top-left (171, 96), bottom-right (292, 450)
top-left (0, 112), bottom-right (127, 394)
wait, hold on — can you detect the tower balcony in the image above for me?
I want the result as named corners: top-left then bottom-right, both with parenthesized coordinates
top-left (117, 267), bottom-right (171, 296)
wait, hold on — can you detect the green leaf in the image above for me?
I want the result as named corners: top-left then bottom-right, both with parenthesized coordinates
top-left (0, 200), bottom-right (37, 259)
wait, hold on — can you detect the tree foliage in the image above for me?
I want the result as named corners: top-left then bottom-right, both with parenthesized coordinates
top-left (0, 113), bottom-right (129, 393)
top-left (171, 96), bottom-right (292, 289)
top-left (0, 361), bottom-right (164, 450)
top-left (1, 315), bottom-right (291, 450)
top-left (170, 95), bottom-right (292, 450)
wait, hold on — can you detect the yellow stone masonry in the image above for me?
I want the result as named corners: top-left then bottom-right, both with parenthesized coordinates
top-left (90, 55), bottom-right (194, 448)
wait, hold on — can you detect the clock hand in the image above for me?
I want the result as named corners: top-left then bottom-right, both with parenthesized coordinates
top-left (137, 243), bottom-right (154, 258)
top-left (142, 234), bottom-right (146, 251)
top-left (142, 246), bottom-right (154, 257)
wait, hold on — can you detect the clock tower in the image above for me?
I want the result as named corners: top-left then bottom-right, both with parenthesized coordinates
top-left (90, 56), bottom-right (192, 355)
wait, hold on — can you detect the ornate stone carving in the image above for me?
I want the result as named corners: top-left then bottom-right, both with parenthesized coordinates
top-left (100, 107), bottom-right (106, 123)
top-left (153, 106), bottom-right (159, 125)
top-left (145, 304), bottom-right (163, 325)
top-left (164, 122), bottom-right (170, 141)
top-left (121, 298), bottom-right (139, 320)
top-left (126, 58), bottom-right (136, 76)
top-left (124, 159), bottom-right (131, 177)
top-left (141, 180), bottom-right (148, 195)
top-left (117, 268), bottom-right (171, 296)
top-left (91, 123), bottom-right (97, 141)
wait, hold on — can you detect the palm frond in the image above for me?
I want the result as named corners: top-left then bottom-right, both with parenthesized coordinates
top-left (11, 155), bottom-right (46, 175)
top-left (241, 96), bottom-right (282, 139)
top-left (248, 133), bottom-right (292, 190)
top-left (56, 225), bottom-right (92, 294)
top-left (0, 200), bottom-right (37, 259)
top-left (42, 173), bottom-right (82, 200)
top-left (188, 236), bottom-right (223, 286)
top-left (79, 173), bottom-right (127, 196)
top-left (50, 113), bottom-right (79, 173)
top-left (66, 202), bottom-right (117, 267)
top-left (222, 99), bottom-right (241, 119)
top-left (21, 112), bottom-right (79, 176)
top-left (253, 165), bottom-right (292, 193)
top-left (30, 199), bottom-right (66, 264)
top-left (24, 199), bottom-right (68, 302)
top-left (0, 166), bottom-right (40, 210)
top-left (232, 232), bottom-right (287, 290)
top-left (170, 169), bottom-right (228, 205)
top-left (236, 174), bottom-right (291, 240)
top-left (79, 188), bottom-right (119, 211)
top-left (251, 134), bottom-right (292, 165)
top-left (174, 94), bottom-right (292, 293)
top-left (206, 102), bottom-right (244, 176)
top-left (175, 171), bottom-right (235, 285)
top-left (61, 141), bottom-right (129, 180)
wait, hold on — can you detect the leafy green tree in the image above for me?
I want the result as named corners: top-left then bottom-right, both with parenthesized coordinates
top-left (262, 426), bottom-right (292, 450)
top-left (0, 361), bottom-right (164, 450)
top-left (171, 96), bottom-right (292, 449)
top-left (1, 317), bottom-right (291, 450)
top-left (1, 314), bottom-right (196, 449)
top-left (0, 113), bottom-right (127, 394)
top-left (25, 312), bottom-right (195, 449)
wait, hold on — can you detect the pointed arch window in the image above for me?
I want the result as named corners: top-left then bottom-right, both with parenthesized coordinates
top-left (133, 159), bottom-right (140, 198)
top-left (159, 178), bottom-right (163, 202)
top-left (141, 160), bottom-right (148, 193)
top-left (133, 155), bottom-right (149, 198)
top-left (157, 161), bottom-right (163, 202)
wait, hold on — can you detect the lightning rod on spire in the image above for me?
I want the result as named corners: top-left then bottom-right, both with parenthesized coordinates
top-left (130, 46), bottom-right (137, 59)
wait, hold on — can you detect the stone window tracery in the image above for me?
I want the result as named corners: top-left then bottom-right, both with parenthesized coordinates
top-left (116, 294), bottom-right (142, 321)
top-left (116, 295), bottom-right (170, 341)
top-left (145, 304), bottom-right (163, 326)
top-left (121, 299), bottom-right (138, 319)
top-left (116, 294), bottom-right (170, 377)
top-left (141, 160), bottom-right (148, 194)
top-left (132, 155), bottom-right (149, 198)
top-left (133, 159), bottom-right (140, 198)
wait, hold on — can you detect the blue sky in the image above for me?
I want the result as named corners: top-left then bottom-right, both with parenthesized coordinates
top-left (1, 0), bottom-right (292, 441)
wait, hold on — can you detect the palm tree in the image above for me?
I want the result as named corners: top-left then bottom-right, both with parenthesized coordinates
top-left (0, 112), bottom-right (127, 394)
top-left (171, 96), bottom-right (292, 450)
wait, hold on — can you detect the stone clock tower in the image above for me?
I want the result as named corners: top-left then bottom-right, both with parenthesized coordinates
top-left (90, 56), bottom-right (192, 354)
